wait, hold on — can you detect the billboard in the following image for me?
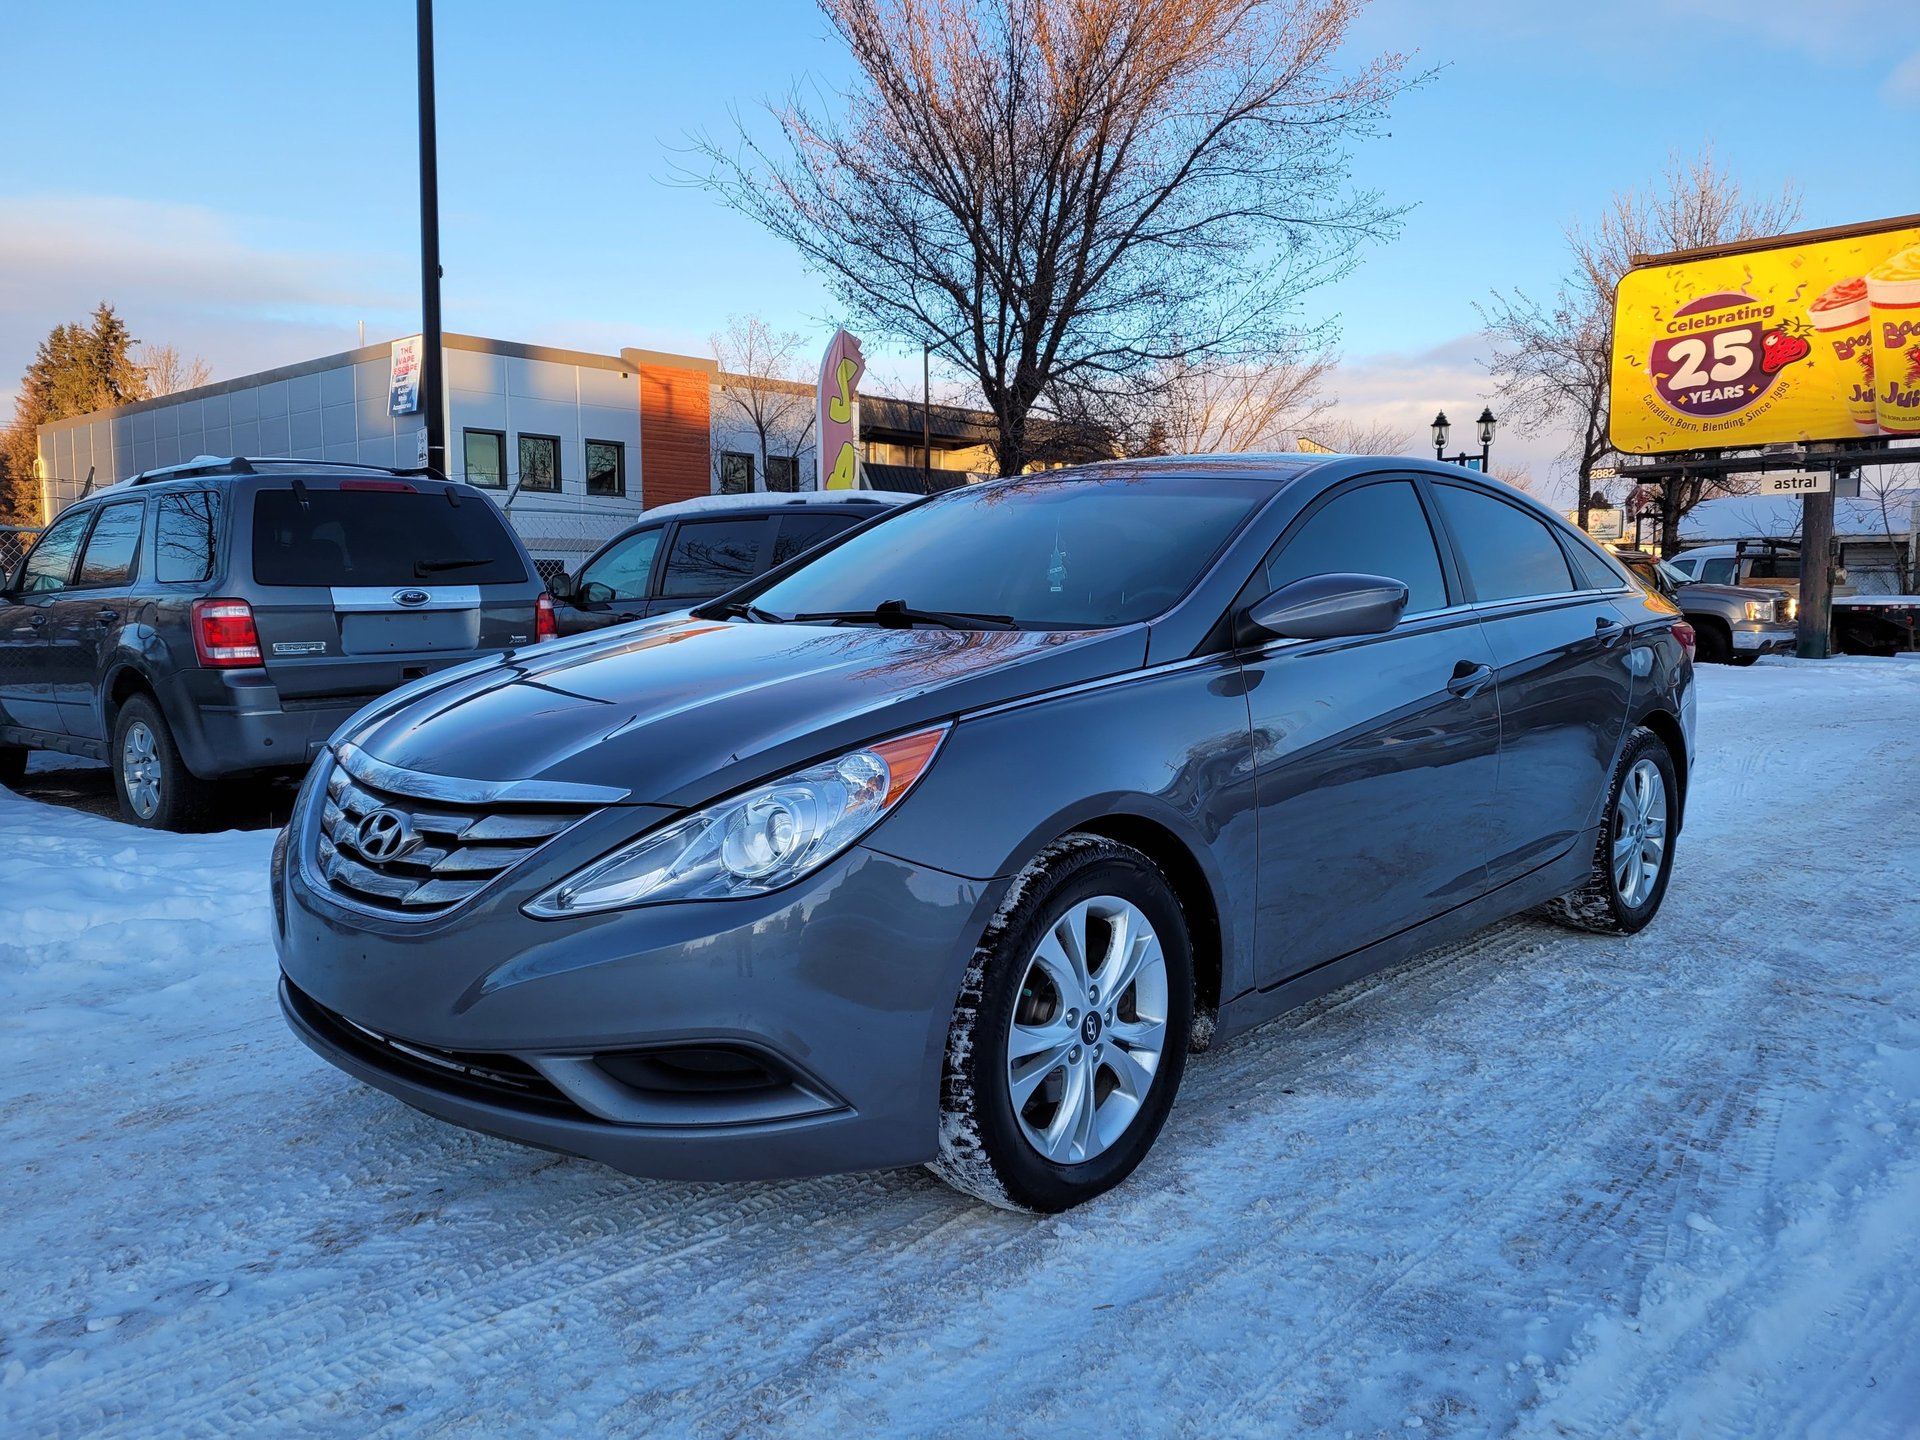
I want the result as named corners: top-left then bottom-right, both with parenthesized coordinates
top-left (1609, 216), bottom-right (1920, 454)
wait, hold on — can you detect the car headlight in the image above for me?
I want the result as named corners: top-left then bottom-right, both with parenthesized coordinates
top-left (1744, 597), bottom-right (1774, 622)
top-left (525, 726), bottom-right (947, 916)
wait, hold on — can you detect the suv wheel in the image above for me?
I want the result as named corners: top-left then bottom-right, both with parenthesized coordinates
top-left (114, 695), bottom-right (220, 831)
top-left (1541, 726), bottom-right (1678, 935)
top-left (930, 834), bottom-right (1192, 1212)
top-left (1693, 619), bottom-right (1731, 664)
top-left (0, 746), bottom-right (25, 791)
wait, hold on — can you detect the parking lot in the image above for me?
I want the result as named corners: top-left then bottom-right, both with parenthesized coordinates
top-left (3, 658), bottom-right (1917, 1438)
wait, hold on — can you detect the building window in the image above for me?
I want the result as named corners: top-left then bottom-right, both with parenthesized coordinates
top-left (518, 434), bottom-right (561, 492)
top-left (463, 429), bottom-right (505, 488)
top-left (585, 439), bottom-right (626, 498)
top-left (765, 455), bottom-right (800, 492)
top-left (719, 451), bottom-right (754, 495)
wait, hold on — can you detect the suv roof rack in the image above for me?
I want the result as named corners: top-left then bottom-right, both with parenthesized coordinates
top-left (126, 456), bottom-right (450, 486)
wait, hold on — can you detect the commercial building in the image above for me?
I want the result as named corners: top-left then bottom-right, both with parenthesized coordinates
top-left (32, 334), bottom-right (996, 580)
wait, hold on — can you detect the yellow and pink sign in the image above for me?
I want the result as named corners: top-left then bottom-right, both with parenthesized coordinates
top-left (816, 329), bottom-right (866, 490)
top-left (1609, 215), bottom-right (1920, 453)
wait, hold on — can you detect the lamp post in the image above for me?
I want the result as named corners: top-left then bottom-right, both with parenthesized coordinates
top-left (1431, 407), bottom-right (1497, 471)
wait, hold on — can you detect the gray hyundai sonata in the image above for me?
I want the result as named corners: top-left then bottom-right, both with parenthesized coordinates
top-left (275, 456), bottom-right (1695, 1211)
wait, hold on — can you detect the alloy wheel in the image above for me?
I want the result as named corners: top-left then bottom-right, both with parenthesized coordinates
top-left (1006, 895), bottom-right (1170, 1165)
top-left (1612, 757), bottom-right (1667, 907)
top-left (122, 720), bottom-right (162, 821)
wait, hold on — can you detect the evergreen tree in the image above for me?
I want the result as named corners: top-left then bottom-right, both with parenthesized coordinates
top-left (1, 303), bottom-right (151, 523)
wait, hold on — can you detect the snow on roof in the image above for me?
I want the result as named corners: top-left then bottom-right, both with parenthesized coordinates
top-left (1679, 491), bottom-right (1919, 543)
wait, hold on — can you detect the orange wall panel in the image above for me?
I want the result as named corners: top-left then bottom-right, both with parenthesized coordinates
top-left (637, 364), bottom-right (712, 508)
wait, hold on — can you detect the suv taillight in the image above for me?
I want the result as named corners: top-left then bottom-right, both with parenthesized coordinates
top-left (191, 598), bottom-right (263, 667)
top-left (1670, 619), bottom-right (1696, 663)
top-left (535, 592), bottom-right (558, 643)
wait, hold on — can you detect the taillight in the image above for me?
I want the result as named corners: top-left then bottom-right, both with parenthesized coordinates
top-left (535, 592), bottom-right (558, 643)
top-left (191, 598), bottom-right (263, 667)
top-left (1670, 619), bottom-right (1696, 663)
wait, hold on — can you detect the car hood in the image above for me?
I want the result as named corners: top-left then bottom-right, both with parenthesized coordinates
top-left (1675, 581), bottom-right (1784, 606)
top-left (344, 614), bottom-right (1147, 806)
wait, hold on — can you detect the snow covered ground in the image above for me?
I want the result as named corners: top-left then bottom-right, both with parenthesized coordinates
top-left (3, 658), bottom-right (1917, 1438)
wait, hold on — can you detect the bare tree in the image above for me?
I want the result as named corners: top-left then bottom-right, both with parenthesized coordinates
top-left (1489, 461), bottom-right (1538, 495)
top-left (711, 315), bottom-right (819, 491)
top-left (1859, 463), bottom-right (1918, 594)
top-left (1481, 147), bottom-right (1801, 553)
top-left (1305, 415), bottom-right (1414, 455)
top-left (689, 0), bottom-right (1413, 476)
top-left (138, 344), bottom-right (213, 397)
top-left (1140, 349), bottom-right (1333, 454)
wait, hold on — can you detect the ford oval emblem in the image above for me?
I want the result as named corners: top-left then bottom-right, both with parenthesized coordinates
top-left (394, 589), bottom-right (431, 607)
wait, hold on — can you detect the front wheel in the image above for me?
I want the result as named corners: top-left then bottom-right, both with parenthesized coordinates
top-left (1541, 726), bottom-right (1678, 935)
top-left (930, 834), bottom-right (1192, 1212)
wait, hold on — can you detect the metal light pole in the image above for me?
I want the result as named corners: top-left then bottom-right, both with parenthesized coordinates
top-left (1431, 408), bottom-right (1497, 471)
top-left (417, 0), bottom-right (446, 476)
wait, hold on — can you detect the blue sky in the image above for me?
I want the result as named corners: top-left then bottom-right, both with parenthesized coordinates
top-left (2, 0), bottom-right (1915, 494)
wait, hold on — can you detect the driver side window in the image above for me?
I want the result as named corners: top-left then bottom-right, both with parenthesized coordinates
top-left (18, 509), bottom-right (93, 595)
top-left (1263, 480), bottom-right (1449, 616)
top-left (578, 528), bottom-right (662, 602)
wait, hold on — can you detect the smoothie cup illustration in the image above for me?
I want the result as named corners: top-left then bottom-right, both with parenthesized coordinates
top-left (1866, 244), bottom-right (1920, 436)
top-left (1807, 277), bottom-right (1877, 433)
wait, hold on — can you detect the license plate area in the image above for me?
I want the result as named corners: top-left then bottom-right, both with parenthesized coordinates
top-left (340, 610), bottom-right (480, 654)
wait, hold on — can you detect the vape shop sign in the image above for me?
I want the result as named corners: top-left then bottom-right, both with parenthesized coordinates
top-left (1610, 215), bottom-right (1920, 454)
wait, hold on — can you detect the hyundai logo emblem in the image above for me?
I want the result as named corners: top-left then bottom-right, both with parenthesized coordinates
top-left (355, 808), bottom-right (421, 862)
top-left (393, 589), bottom-right (431, 607)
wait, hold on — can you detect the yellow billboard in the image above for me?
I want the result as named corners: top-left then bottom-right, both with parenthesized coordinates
top-left (1609, 215), bottom-right (1920, 454)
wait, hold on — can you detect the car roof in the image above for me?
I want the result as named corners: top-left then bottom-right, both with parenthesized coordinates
top-left (625, 490), bottom-right (912, 522)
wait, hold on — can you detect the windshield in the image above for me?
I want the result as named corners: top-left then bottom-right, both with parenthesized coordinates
top-left (748, 472), bottom-right (1269, 628)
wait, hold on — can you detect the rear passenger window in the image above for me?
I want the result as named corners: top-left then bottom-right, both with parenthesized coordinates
top-left (660, 518), bottom-right (767, 598)
top-left (76, 501), bottom-right (144, 586)
top-left (1435, 484), bottom-right (1574, 601)
top-left (1264, 480), bottom-right (1448, 615)
top-left (1563, 535), bottom-right (1626, 590)
top-left (155, 492), bottom-right (221, 583)
top-left (771, 513), bottom-right (855, 568)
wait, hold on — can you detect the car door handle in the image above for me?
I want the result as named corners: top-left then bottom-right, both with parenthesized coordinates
top-left (95, 608), bottom-right (120, 625)
top-left (1595, 617), bottom-right (1626, 646)
top-left (28, 612), bottom-right (46, 627)
top-left (1447, 660), bottom-right (1493, 699)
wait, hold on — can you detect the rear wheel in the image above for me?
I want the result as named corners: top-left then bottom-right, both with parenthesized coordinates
top-left (1541, 726), bottom-right (1678, 935)
top-left (930, 834), bottom-right (1192, 1212)
top-left (113, 695), bottom-right (221, 831)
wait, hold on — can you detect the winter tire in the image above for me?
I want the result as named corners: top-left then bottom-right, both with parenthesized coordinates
top-left (930, 833), bottom-right (1193, 1213)
top-left (1541, 725), bottom-right (1678, 935)
top-left (1694, 620), bottom-right (1731, 665)
top-left (113, 694), bottom-right (220, 831)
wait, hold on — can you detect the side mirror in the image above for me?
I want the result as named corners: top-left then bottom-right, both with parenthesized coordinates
top-left (546, 571), bottom-right (576, 602)
top-left (578, 580), bottom-right (616, 607)
top-left (1242, 572), bottom-right (1409, 642)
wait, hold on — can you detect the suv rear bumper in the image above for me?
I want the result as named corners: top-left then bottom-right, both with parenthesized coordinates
top-left (163, 669), bottom-right (369, 778)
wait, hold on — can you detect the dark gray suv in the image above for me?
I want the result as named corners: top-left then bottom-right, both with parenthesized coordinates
top-left (0, 456), bottom-right (552, 828)
top-left (275, 457), bottom-right (1695, 1211)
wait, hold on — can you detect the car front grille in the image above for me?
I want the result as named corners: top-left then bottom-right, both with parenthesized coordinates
top-left (311, 742), bottom-right (620, 918)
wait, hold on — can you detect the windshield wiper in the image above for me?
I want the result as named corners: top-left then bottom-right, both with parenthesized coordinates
top-left (792, 599), bottom-right (1018, 631)
top-left (415, 556), bottom-right (492, 575)
top-left (705, 599), bottom-right (787, 623)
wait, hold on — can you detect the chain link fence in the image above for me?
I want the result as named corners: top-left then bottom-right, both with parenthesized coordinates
top-left (1, 525), bottom-right (41, 577)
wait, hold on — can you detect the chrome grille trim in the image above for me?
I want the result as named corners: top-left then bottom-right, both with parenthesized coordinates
top-left (307, 748), bottom-right (606, 919)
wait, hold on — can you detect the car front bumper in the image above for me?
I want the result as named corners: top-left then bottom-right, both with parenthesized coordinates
top-left (273, 810), bottom-right (994, 1182)
top-left (1732, 621), bottom-right (1796, 654)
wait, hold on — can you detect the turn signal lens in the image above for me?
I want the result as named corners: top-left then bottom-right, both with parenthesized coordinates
top-left (191, 598), bottom-right (263, 667)
top-left (526, 724), bottom-right (950, 916)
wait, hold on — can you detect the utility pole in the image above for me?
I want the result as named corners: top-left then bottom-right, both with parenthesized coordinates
top-left (1796, 472), bottom-right (1838, 659)
top-left (417, 0), bottom-right (446, 476)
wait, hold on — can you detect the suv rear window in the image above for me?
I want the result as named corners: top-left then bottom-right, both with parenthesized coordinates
top-left (251, 487), bottom-right (527, 587)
